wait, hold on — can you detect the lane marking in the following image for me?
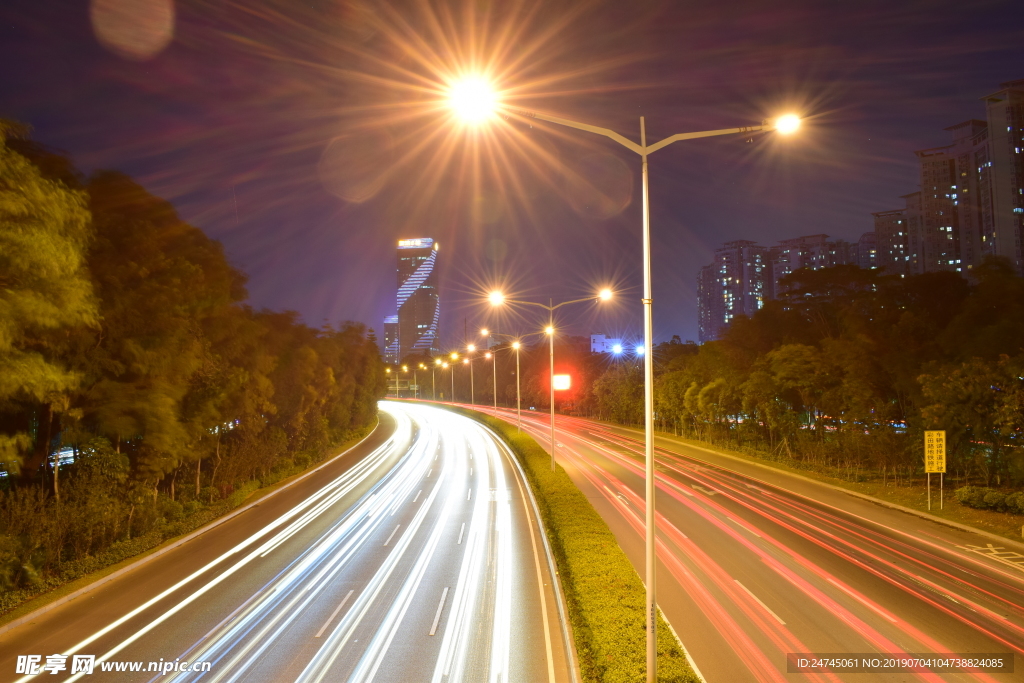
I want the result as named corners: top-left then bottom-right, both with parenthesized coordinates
top-left (413, 489), bottom-right (422, 503)
top-left (429, 587), bottom-right (449, 636)
top-left (427, 469), bottom-right (432, 478)
top-left (727, 516), bottom-right (761, 538)
top-left (507, 448), bottom-right (558, 683)
top-left (467, 489), bottom-right (472, 501)
top-left (470, 468), bottom-right (473, 476)
top-left (315, 590), bottom-right (354, 638)
top-left (457, 523), bottom-right (465, 545)
top-left (383, 525), bottom-right (400, 547)
top-left (826, 578), bottom-right (898, 623)
top-left (734, 580), bottom-right (786, 625)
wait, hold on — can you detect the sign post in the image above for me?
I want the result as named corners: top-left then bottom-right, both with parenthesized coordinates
top-left (924, 430), bottom-right (947, 510)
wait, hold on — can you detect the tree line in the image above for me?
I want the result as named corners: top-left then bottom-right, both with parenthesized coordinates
top-left (591, 262), bottom-right (1024, 488)
top-left (0, 122), bottom-right (385, 603)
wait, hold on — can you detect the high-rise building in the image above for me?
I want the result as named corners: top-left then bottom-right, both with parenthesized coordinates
top-left (696, 264), bottom-right (718, 344)
top-left (383, 237), bottom-right (440, 363)
top-left (855, 232), bottom-right (878, 270)
top-left (982, 79), bottom-right (1024, 273)
top-left (383, 315), bottom-right (399, 364)
top-left (697, 240), bottom-right (768, 342)
top-left (872, 208), bottom-right (910, 275)
top-left (873, 79), bottom-right (1024, 275)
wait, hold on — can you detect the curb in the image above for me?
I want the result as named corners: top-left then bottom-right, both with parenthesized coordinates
top-left (0, 420), bottom-right (382, 637)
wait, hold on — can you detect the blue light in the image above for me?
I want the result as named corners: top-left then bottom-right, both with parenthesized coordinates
top-left (636, 345), bottom-right (645, 356)
top-left (612, 344), bottom-right (623, 354)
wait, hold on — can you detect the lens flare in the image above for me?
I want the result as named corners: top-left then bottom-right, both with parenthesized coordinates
top-left (775, 114), bottom-right (801, 135)
top-left (449, 77), bottom-right (498, 123)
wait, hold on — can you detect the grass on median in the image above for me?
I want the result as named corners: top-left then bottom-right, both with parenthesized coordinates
top-left (449, 406), bottom-right (699, 683)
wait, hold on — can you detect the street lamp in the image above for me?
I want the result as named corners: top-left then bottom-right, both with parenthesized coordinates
top-left (512, 341), bottom-right (522, 432)
top-left (480, 328), bottom-right (497, 409)
top-left (467, 344), bottom-right (477, 405)
top-left (385, 367), bottom-right (392, 398)
top-left (417, 363), bottom-right (427, 399)
top-left (452, 83), bottom-right (801, 682)
top-left (432, 358), bottom-right (441, 400)
top-left (489, 289), bottom-right (613, 471)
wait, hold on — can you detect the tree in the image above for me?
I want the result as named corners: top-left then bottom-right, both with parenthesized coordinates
top-left (0, 121), bottom-right (96, 476)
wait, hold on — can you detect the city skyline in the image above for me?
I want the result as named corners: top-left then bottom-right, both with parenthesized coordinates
top-left (1, 1), bottom-right (1022, 344)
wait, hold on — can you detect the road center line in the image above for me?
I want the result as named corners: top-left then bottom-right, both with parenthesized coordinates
top-left (826, 578), bottom-right (898, 623)
top-left (414, 489), bottom-right (422, 502)
top-left (734, 580), bottom-right (786, 625)
top-left (315, 590), bottom-right (354, 638)
top-left (467, 489), bottom-right (472, 501)
top-left (383, 524), bottom-right (401, 546)
top-left (457, 523), bottom-right (465, 544)
top-left (429, 587), bottom-right (450, 636)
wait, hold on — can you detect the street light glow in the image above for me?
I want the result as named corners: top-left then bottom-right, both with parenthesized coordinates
top-left (599, 288), bottom-right (613, 301)
top-left (463, 359), bottom-right (469, 365)
top-left (449, 77), bottom-right (498, 123)
top-left (636, 345), bottom-right (645, 356)
top-left (467, 344), bottom-right (476, 352)
top-left (512, 341), bottom-right (521, 350)
top-left (488, 291), bottom-right (505, 306)
top-left (775, 114), bottom-right (801, 135)
top-left (612, 344), bottom-right (623, 354)
top-left (485, 352), bottom-right (492, 359)
top-left (545, 325), bottom-right (554, 335)
top-left (480, 328), bottom-right (489, 336)
top-left (450, 352), bottom-right (459, 360)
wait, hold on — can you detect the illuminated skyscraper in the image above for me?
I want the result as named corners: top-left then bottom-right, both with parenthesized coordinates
top-left (387, 237), bottom-right (440, 362)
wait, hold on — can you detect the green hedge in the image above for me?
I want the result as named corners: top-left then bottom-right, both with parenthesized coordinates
top-left (955, 485), bottom-right (1024, 514)
top-left (451, 406), bottom-right (699, 683)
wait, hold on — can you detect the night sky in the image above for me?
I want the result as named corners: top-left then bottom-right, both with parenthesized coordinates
top-left (2, 0), bottom-right (1022, 348)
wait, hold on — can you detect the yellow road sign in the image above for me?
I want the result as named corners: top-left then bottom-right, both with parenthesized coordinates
top-left (924, 430), bottom-right (946, 473)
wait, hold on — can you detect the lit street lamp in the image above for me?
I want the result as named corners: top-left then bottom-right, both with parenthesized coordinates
top-left (467, 343), bottom-right (477, 405)
top-left (489, 289), bottom-right (613, 471)
top-left (432, 358), bottom-right (441, 400)
top-left (452, 82), bottom-right (800, 682)
top-left (512, 341), bottom-right (521, 432)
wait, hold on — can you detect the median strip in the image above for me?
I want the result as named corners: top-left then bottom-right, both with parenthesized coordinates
top-left (445, 405), bottom-right (700, 683)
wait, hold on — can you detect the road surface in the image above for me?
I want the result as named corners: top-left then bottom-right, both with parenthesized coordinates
top-left (1, 401), bottom-right (573, 683)
top-left (468, 403), bottom-right (1023, 682)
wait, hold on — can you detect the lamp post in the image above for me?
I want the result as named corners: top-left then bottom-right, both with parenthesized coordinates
top-left (481, 328), bottom-right (497, 409)
top-left (385, 367), bottom-right (392, 398)
top-left (451, 86), bottom-right (801, 682)
top-left (466, 344), bottom-right (476, 405)
top-left (449, 352), bottom-right (459, 402)
top-left (432, 358), bottom-right (441, 401)
top-left (417, 363), bottom-right (427, 399)
top-left (485, 351), bottom-right (495, 409)
top-left (489, 289), bottom-right (612, 471)
top-left (512, 341), bottom-right (522, 432)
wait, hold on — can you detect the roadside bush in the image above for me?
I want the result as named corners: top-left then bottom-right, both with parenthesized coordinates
top-left (451, 406), bottom-right (699, 683)
top-left (956, 485), bottom-right (1024, 514)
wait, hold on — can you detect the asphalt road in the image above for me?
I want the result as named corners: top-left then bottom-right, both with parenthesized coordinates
top-left (466, 403), bottom-right (1024, 683)
top-left (1, 401), bottom-right (573, 683)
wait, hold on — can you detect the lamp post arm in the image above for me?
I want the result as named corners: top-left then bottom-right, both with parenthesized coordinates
top-left (503, 106), bottom-right (644, 155)
top-left (504, 295), bottom-right (598, 311)
top-left (645, 124), bottom-right (768, 155)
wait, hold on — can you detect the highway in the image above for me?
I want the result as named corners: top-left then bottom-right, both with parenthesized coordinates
top-left (0, 401), bottom-right (573, 683)
top-left (467, 403), bottom-right (1024, 682)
